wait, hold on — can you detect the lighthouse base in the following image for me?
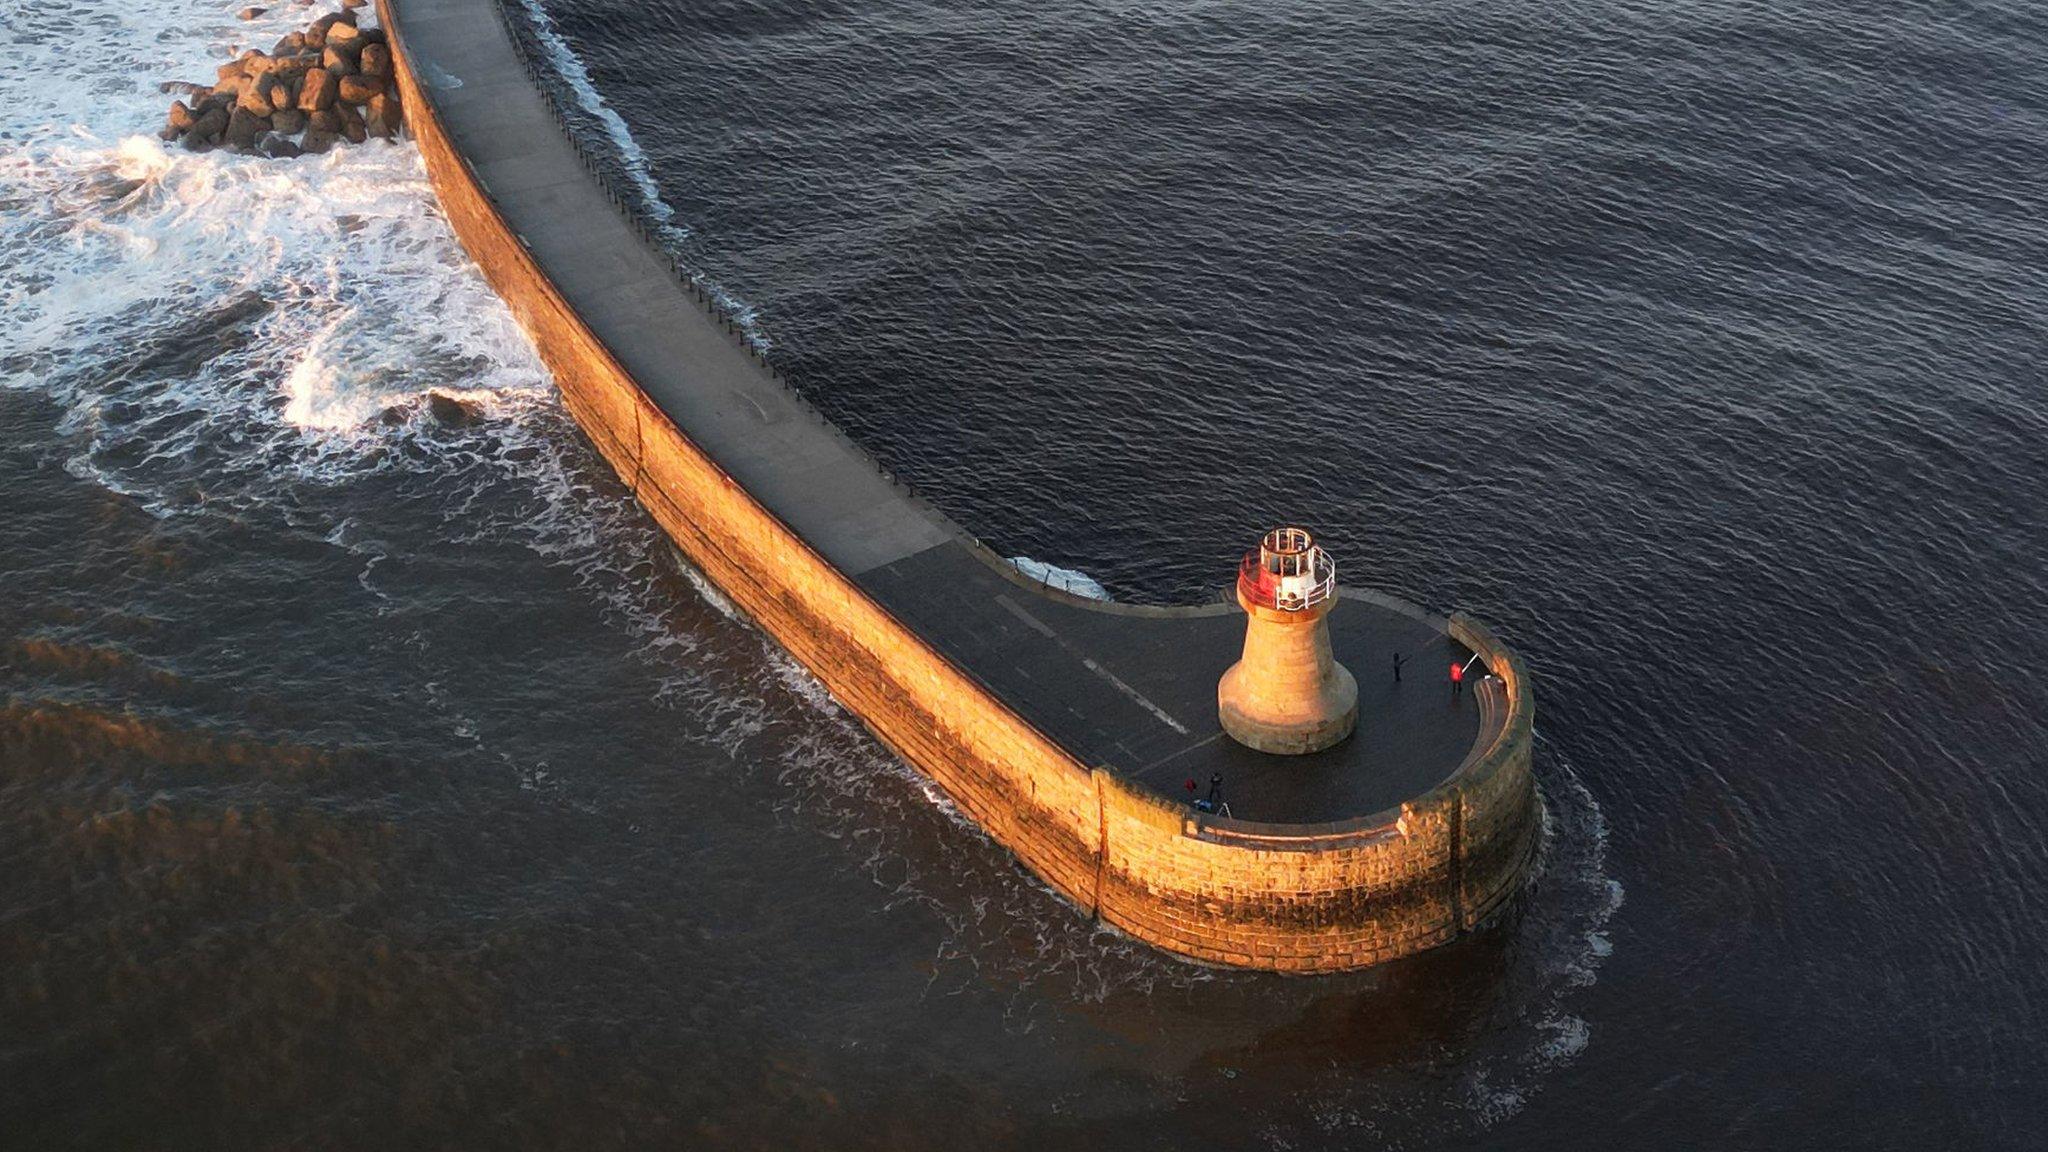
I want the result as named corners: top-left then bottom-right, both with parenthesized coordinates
top-left (1219, 661), bottom-right (1358, 754)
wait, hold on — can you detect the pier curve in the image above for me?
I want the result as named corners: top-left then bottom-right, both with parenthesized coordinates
top-left (377, 0), bottom-right (1540, 971)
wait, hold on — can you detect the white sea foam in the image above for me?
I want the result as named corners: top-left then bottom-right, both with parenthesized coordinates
top-left (1007, 556), bottom-right (1113, 600)
top-left (501, 0), bottom-right (769, 351)
top-left (503, 0), bottom-right (677, 239)
top-left (0, 0), bottom-right (554, 494)
top-left (1451, 734), bottom-right (1625, 1128)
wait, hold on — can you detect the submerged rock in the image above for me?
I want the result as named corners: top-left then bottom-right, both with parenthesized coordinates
top-left (426, 392), bottom-right (477, 427)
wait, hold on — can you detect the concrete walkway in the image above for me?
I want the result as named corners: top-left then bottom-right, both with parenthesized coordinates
top-left (390, 0), bottom-right (1491, 824)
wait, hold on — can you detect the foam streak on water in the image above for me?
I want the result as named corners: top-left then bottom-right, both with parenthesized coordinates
top-left (502, 0), bottom-right (770, 350)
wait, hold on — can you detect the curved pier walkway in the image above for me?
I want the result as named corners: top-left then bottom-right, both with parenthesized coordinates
top-left (390, 0), bottom-right (1494, 825)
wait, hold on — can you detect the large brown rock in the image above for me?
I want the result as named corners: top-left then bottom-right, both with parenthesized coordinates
top-left (307, 107), bottom-right (342, 133)
top-left (364, 91), bottom-right (401, 138)
top-left (225, 106), bottom-right (268, 150)
top-left (306, 12), bottom-right (350, 47)
top-left (259, 133), bottom-right (302, 159)
top-left (166, 100), bottom-right (196, 133)
top-left (357, 43), bottom-right (390, 78)
top-left (238, 6), bottom-right (266, 20)
top-left (182, 104), bottom-right (229, 150)
top-left (337, 74), bottom-right (381, 105)
top-left (322, 45), bottom-right (356, 74)
top-left (254, 51), bottom-right (316, 77)
top-left (270, 107), bottom-right (306, 135)
top-left (325, 21), bottom-right (365, 50)
top-left (297, 66), bottom-right (337, 111)
top-left (236, 76), bottom-right (277, 117)
top-left (299, 126), bottom-right (339, 154)
top-left (272, 32), bottom-right (306, 55)
top-left (214, 58), bottom-right (251, 95)
top-left (337, 102), bottom-right (367, 143)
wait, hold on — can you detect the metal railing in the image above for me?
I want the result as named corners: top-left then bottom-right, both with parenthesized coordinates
top-left (472, 0), bottom-right (940, 514)
top-left (1236, 549), bottom-right (1336, 611)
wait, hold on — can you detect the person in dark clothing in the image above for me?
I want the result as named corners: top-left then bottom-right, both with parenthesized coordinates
top-left (1393, 652), bottom-right (1407, 683)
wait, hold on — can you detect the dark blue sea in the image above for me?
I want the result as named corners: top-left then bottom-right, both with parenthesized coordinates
top-left (2, 0), bottom-right (2044, 1147)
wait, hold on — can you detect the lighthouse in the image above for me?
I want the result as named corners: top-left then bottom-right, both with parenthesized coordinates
top-left (1217, 527), bottom-right (1359, 754)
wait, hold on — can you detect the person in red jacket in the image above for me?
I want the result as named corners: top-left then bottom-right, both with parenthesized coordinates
top-left (1449, 658), bottom-right (1465, 700)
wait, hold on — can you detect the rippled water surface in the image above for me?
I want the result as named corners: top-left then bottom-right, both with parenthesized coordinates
top-left (4, 0), bottom-right (2045, 1147)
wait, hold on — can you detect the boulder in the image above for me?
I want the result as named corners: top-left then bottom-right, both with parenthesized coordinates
top-left (356, 27), bottom-right (386, 46)
top-left (185, 105), bottom-right (229, 148)
top-left (159, 80), bottom-right (209, 96)
top-left (225, 106), bottom-right (267, 150)
top-left (326, 21), bottom-right (365, 50)
top-left (337, 101), bottom-right (367, 143)
top-left (306, 13), bottom-right (344, 47)
top-left (167, 99), bottom-right (196, 133)
top-left (337, 74), bottom-right (381, 105)
top-left (364, 91), bottom-right (400, 138)
top-left (308, 107), bottom-right (342, 133)
top-left (270, 107), bottom-right (306, 134)
top-left (323, 45), bottom-right (356, 74)
top-left (237, 76), bottom-right (277, 117)
top-left (427, 392), bottom-right (476, 426)
top-left (297, 66), bottom-right (337, 111)
top-left (259, 133), bottom-right (302, 159)
top-left (238, 6), bottom-right (266, 20)
top-left (300, 126), bottom-right (338, 154)
top-left (358, 43), bottom-right (390, 78)
top-left (253, 51), bottom-right (315, 77)
top-left (272, 32), bottom-right (306, 54)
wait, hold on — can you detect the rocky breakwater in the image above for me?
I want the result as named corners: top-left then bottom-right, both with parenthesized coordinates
top-left (158, 6), bottom-right (402, 158)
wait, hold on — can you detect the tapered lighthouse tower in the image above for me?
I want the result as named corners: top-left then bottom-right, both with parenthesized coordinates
top-left (1217, 527), bottom-right (1358, 754)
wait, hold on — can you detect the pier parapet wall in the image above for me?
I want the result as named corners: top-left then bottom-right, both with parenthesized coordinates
top-left (380, 0), bottom-right (1539, 972)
